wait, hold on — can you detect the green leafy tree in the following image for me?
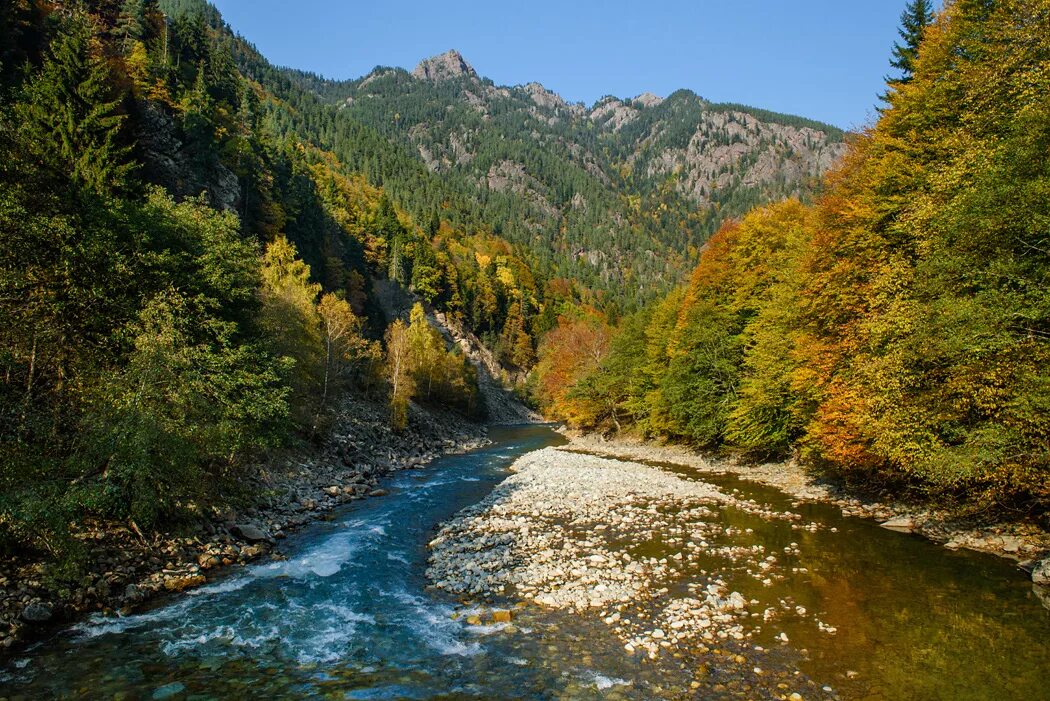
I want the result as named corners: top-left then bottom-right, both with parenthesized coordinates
top-left (87, 289), bottom-right (289, 529)
top-left (407, 303), bottom-right (443, 399)
top-left (652, 302), bottom-right (743, 447)
top-left (259, 236), bottom-right (323, 426)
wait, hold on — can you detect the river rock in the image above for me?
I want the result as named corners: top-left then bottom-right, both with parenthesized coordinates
top-left (231, 523), bottom-right (268, 543)
top-left (21, 601), bottom-right (52, 623)
top-left (999, 536), bottom-right (1021, 554)
top-left (880, 516), bottom-right (915, 533)
top-left (151, 682), bottom-right (186, 700)
top-left (198, 554), bottom-right (221, 569)
top-left (163, 575), bottom-right (206, 592)
top-left (1032, 557), bottom-right (1050, 585)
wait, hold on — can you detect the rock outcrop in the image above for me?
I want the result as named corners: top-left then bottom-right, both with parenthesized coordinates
top-left (589, 96), bottom-right (640, 131)
top-left (135, 101), bottom-right (242, 212)
top-left (633, 91), bottom-right (664, 107)
top-left (412, 49), bottom-right (477, 82)
top-left (640, 107), bottom-right (847, 206)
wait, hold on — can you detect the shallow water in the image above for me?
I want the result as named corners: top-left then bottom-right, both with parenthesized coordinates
top-left (2, 427), bottom-right (1048, 700)
top-left (640, 463), bottom-right (1050, 701)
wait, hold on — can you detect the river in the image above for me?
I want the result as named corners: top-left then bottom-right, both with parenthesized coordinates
top-left (1, 425), bottom-right (1047, 700)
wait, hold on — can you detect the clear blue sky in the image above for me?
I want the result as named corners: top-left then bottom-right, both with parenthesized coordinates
top-left (210, 0), bottom-right (916, 130)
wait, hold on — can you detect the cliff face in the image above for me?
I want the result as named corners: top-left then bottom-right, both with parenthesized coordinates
top-left (633, 106), bottom-right (847, 206)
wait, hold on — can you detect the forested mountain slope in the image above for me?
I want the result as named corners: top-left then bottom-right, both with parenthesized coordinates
top-left (283, 49), bottom-right (846, 307)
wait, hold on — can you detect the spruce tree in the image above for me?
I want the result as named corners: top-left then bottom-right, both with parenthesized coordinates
top-left (886, 0), bottom-right (935, 87)
top-left (18, 15), bottom-right (135, 194)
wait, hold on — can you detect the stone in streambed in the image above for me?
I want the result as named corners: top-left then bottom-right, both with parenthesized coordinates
top-left (230, 523), bottom-right (268, 542)
top-left (163, 575), bottom-right (206, 592)
top-left (1000, 536), bottom-right (1022, 554)
top-left (880, 516), bottom-right (915, 533)
top-left (151, 682), bottom-right (185, 699)
top-left (197, 553), bottom-right (221, 569)
top-left (491, 609), bottom-right (512, 623)
top-left (1032, 557), bottom-right (1050, 586)
top-left (21, 601), bottom-right (52, 623)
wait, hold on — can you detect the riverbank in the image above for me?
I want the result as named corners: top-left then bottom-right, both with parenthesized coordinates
top-left (0, 397), bottom-right (489, 651)
top-left (563, 433), bottom-right (1050, 580)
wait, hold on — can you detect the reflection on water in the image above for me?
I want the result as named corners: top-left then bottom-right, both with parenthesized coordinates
top-left (653, 463), bottom-right (1050, 701)
top-left (2, 427), bottom-right (1047, 700)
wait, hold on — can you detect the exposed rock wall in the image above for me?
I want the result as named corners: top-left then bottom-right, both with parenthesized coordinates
top-left (412, 49), bottom-right (478, 82)
top-left (371, 279), bottom-right (541, 425)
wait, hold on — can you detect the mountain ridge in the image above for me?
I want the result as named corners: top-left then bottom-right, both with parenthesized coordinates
top-left (357, 49), bottom-right (844, 134)
top-left (285, 48), bottom-right (846, 307)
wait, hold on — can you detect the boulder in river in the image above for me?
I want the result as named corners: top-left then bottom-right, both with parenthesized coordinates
top-left (163, 575), bottom-right (206, 592)
top-left (21, 601), bottom-right (52, 623)
top-left (231, 523), bottom-right (269, 543)
top-left (1032, 557), bottom-right (1050, 586)
top-left (151, 682), bottom-right (186, 700)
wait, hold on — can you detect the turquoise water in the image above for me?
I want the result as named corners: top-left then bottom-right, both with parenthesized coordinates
top-left (1, 426), bottom-right (1048, 700)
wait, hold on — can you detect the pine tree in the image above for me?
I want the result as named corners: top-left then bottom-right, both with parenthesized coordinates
top-left (885, 0), bottom-right (935, 89)
top-left (180, 59), bottom-right (217, 168)
top-left (113, 0), bottom-right (147, 54)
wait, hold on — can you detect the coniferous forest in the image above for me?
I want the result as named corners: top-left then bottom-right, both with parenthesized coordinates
top-left (1, 1), bottom-right (1050, 695)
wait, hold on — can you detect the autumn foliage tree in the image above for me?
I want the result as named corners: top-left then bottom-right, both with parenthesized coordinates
top-left (533, 314), bottom-right (612, 424)
top-left (797, 0), bottom-right (1050, 507)
top-left (385, 318), bottom-right (414, 431)
top-left (315, 293), bottom-right (380, 431)
top-left (384, 303), bottom-right (480, 430)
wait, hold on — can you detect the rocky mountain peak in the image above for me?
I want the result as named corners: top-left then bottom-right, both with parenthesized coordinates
top-left (412, 50), bottom-right (477, 82)
top-left (524, 81), bottom-right (567, 109)
top-left (634, 92), bottom-right (664, 108)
